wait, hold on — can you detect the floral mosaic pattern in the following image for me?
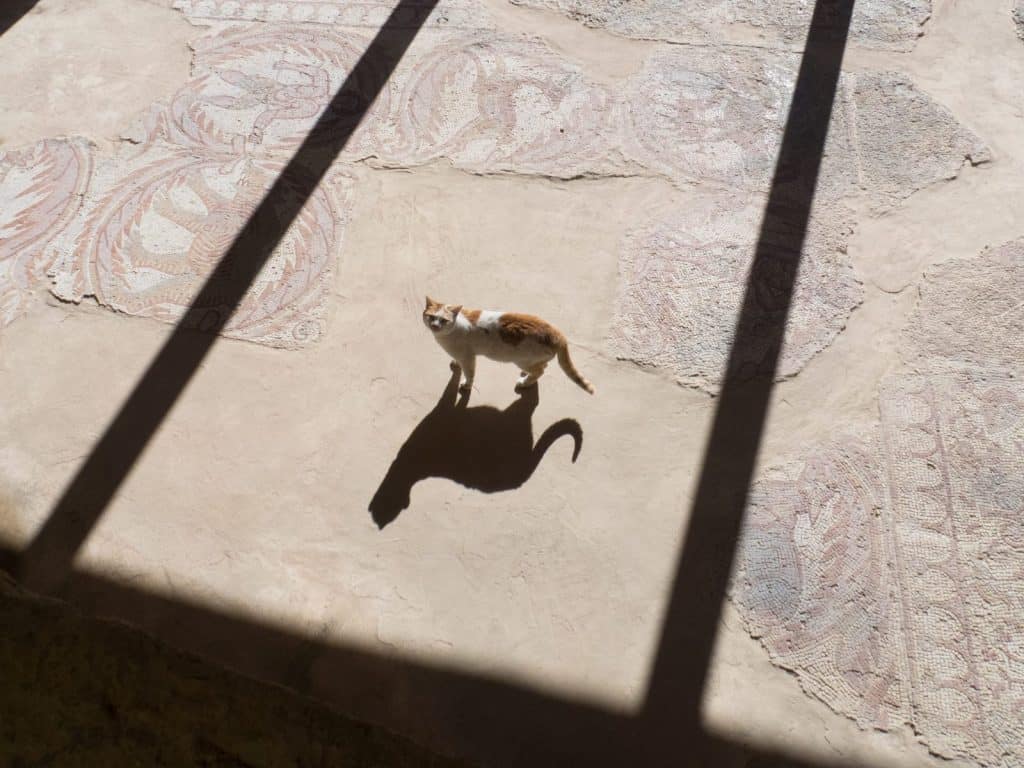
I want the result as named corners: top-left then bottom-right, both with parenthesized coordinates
top-left (0, 138), bottom-right (92, 328)
top-left (732, 374), bottom-right (1024, 766)
top-left (369, 35), bottom-right (616, 177)
top-left (130, 24), bottom-right (383, 159)
top-left (48, 146), bottom-right (351, 348)
top-left (610, 197), bottom-right (860, 391)
top-left (29, 22), bottom-right (371, 348)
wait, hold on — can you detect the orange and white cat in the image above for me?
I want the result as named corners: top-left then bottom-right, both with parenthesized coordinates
top-left (423, 297), bottom-right (595, 395)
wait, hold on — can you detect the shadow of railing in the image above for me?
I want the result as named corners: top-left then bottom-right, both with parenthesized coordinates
top-left (5, 0), bottom-right (860, 765)
top-left (0, 0), bottom-right (39, 37)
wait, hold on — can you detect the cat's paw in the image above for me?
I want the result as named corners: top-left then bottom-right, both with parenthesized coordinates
top-left (450, 361), bottom-right (462, 373)
top-left (458, 383), bottom-right (473, 395)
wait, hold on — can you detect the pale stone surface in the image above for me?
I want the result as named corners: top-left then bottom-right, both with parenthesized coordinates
top-left (510, 0), bottom-right (931, 50)
top-left (0, 0), bottom-right (193, 150)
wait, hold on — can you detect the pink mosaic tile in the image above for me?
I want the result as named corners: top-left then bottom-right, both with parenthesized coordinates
top-left (48, 146), bottom-right (351, 348)
top-left (0, 138), bottom-right (92, 328)
top-left (610, 196), bottom-right (860, 392)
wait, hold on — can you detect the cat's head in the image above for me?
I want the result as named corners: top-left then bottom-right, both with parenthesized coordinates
top-left (423, 296), bottom-right (462, 336)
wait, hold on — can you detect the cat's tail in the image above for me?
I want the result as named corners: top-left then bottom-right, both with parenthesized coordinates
top-left (557, 344), bottom-right (595, 394)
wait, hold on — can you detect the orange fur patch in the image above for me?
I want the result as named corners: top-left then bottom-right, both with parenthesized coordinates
top-left (463, 308), bottom-right (482, 325)
top-left (498, 313), bottom-right (565, 348)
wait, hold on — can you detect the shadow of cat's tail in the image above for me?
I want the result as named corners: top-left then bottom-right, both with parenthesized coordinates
top-left (533, 418), bottom-right (583, 464)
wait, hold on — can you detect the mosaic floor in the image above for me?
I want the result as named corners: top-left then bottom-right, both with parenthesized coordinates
top-left (1, 1), bottom-right (1022, 766)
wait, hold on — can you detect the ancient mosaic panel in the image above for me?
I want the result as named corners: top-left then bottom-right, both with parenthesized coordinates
top-left (368, 35), bottom-right (618, 177)
top-left (509, 0), bottom-right (931, 50)
top-left (610, 196), bottom-right (860, 392)
top-left (619, 50), bottom-right (987, 201)
top-left (128, 24), bottom-right (386, 161)
top-left (47, 146), bottom-right (352, 348)
top-left (618, 48), bottom-right (797, 191)
top-left (733, 374), bottom-right (1024, 766)
top-left (846, 71), bottom-right (989, 203)
top-left (903, 239), bottom-right (1024, 374)
top-left (0, 138), bottom-right (92, 328)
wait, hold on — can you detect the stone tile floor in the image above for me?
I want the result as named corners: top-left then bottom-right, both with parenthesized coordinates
top-left (1, 1), bottom-right (1021, 766)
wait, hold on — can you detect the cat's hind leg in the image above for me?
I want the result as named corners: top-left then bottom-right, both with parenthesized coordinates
top-left (515, 362), bottom-right (547, 391)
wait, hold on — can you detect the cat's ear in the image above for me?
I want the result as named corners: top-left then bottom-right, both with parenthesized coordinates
top-left (425, 295), bottom-right (435, 308)
top-left (449, 305), bottom-right (463, 317)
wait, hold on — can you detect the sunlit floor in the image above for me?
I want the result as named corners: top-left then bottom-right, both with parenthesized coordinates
top-left (1, 1), bottom-right (1022, 767)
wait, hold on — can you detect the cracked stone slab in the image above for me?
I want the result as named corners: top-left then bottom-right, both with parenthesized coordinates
top-left (903, 239), bottom-right (1024, 375)
top-left (510, 0), bottom-right (931, 50)
top-left (620, 49), bottom-right (988, 202)
top-left (732, 373), bottom-right (1024, 767)
top-left (610, 196), bottom-right (861, 392)
top-left (46, 143), bottom-right (352, 348)
top-left (0, 138), bottom-right (92, 329)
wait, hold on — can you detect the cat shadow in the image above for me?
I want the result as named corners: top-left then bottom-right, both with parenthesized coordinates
top-left (369, 371), bottom-right (583, 529)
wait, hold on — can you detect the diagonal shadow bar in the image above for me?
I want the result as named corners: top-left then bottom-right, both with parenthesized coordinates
top-left (15, 0), bottom-right (439, 594)
top-left (0, 0), bottom-right (39, 37)
top-left (0, 540), bottom-right (867, 768)
top-left (640, 0), bottom-right (855, 751)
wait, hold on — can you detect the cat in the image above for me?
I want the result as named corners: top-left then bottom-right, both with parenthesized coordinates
top-left (423, 297), bottom-right (595, 395)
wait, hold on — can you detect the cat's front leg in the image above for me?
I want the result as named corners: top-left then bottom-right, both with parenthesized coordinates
top-left (456, 356), bottom-right (476, 394)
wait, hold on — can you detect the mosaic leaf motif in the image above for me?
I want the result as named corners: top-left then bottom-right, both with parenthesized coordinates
top-left (611, 196), bottom-right (860, 392)
top-left (734, 375), bottom-right (1024, 766)
top-left (509, 0), bottom-right (931, 51)
top-left (903, 239), bottom-right (1024, 374)
top-left (48, 147), bottom-right (351, 348)
top-left (131, 24), bottom-right (386, 160)
top-left (0, 138), bottom-right (92, 328)
top-left (369, 35), bottom-right (617, 177)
